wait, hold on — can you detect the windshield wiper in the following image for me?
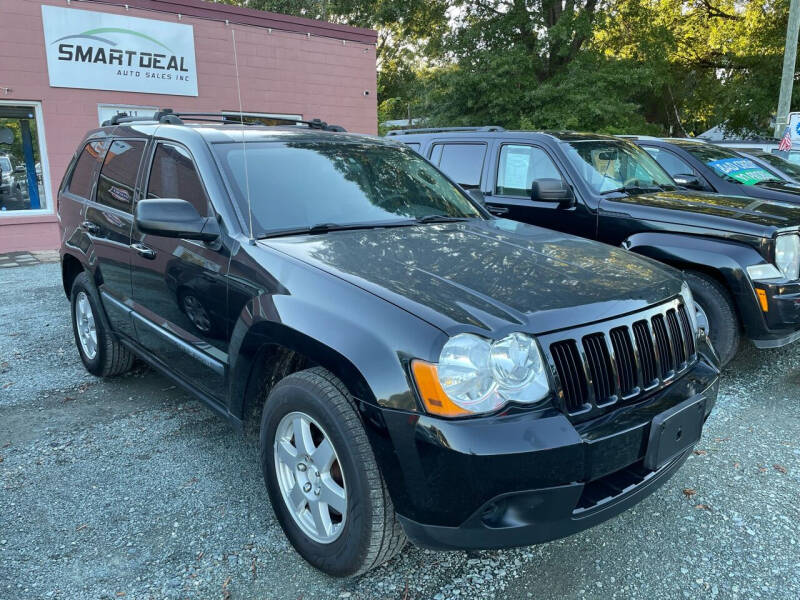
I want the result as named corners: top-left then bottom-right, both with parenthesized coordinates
top-left (258, 220), bottom-right (421, 239)
top-left (415, 214), bottom-right (471, 223)
top-left (600, 184), bottom-right (664, 196)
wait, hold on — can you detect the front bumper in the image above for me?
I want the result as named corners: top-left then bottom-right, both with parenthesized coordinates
top-left (366, 349), bottom-right (719, 551)
top-left (749, 279), bottom-right (800, 348)
top-left (398, 446), bottom-right (693, 550)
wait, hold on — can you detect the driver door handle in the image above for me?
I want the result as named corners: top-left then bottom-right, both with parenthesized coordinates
top-left (81, 220), bottom-right (100, 235)
top-left (130, 242), bottom-right (156, 260)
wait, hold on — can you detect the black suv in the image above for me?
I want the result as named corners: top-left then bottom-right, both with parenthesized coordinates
top-left (59, 112), bottom-right (718, 576)
top-left (389, 128), bottom-right (800, 364)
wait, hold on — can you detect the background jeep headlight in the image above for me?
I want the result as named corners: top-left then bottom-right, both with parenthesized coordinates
top-left (412, 332), bottom-right (550, 417)
top-left (775, 234), bottom-right (800, 280)
top-left (680, 281), bottom-right (698, 331)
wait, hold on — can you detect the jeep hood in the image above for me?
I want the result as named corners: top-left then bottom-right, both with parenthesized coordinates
top-left (603, 190), bottom-right (800, 235)
top-left (261, 219), bottom-right (682, 335)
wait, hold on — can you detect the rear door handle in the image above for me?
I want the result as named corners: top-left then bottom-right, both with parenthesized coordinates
top-left (130, 243), bottom-right (156, 260)
top-left (81, 220), bottom-right (100, 235)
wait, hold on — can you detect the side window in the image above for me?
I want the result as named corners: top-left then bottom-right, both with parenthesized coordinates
top-left (643, 147), bottom-right (694, 177)
top-left (496, 145), bottom-right (562, 197)
top-left (430, 143), bottom-right (486, 188)
top-left (404, 142), bottom-right (421, 154)
top-left (96, 140), bottom-right (145, 213)
top-left (66, 140), bottom-right (106, 198)
top-left (147, 143), bottom-right (210, 217)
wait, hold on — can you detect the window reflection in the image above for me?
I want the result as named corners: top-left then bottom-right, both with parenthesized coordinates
top-left (213, 140), bottom-right (483, 236)
top-left (562, 140), bottom-right (674, 193)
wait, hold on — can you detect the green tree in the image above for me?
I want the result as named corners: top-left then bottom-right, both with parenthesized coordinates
top-left (218, 0), bottom-right (448, 126)
top-left (218, 0), bottom-right (800, 136)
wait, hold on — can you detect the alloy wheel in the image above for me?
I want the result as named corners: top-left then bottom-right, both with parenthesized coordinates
top-left (75, 291), bottom-right (98, 360)
top-left (273, 411), bottom-right (347, 544)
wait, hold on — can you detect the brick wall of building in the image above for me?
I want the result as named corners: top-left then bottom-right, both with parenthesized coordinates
top-left (0, 0), bottom-right (377, 252)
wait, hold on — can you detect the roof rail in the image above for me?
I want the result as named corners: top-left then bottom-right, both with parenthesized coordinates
top-left (102, 109), bottom-right (346, 131)
top-left (385, 125), bottom-right (505, 136)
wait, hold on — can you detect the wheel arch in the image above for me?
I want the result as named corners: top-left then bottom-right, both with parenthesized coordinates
top-left (230, 319), bottom-right (380, 431)
top-left (623, 231), bottom-right (767, 338)
top-left (61, 252), bottom-right (85, 298)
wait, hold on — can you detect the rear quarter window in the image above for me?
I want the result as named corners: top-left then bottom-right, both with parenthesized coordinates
top-left (66, 141), bottom-right (106, 198)
top-left (96, 140), bottom-right (146, 213)
top-left (429, 143), bottom-right (486, 189)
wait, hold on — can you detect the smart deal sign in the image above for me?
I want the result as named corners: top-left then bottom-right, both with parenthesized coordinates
top-left (42, 6), bottom-right (198, 97)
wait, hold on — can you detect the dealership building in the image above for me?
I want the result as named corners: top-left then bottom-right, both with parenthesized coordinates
top-left (0, 0), bottom-right (377, 252)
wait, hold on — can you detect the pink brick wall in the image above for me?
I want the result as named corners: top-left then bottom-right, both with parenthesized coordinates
top-left (0, 0), bottom-right (377, 252)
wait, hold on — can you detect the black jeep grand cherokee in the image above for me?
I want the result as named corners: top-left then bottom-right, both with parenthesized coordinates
top-left (389, 128), bottom-right (800, 365)
top-left (58, 112), bottom-right (718, 576)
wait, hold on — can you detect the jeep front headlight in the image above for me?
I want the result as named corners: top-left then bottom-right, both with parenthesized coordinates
top-left (775, 234), bottom-right (800, 280)
top-left (411, 332), bottom-right (551, 417)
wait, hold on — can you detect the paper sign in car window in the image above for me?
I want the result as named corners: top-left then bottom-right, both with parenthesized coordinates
top-left (707, 158), bottom-right (775, 185)
top-left (503, 147), bottom-right (532, 190)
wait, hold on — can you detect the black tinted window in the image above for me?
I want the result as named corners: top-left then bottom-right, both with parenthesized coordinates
top-left (496, 145), bottom-right (562, 196)
top-left (67, 141), bottom-right (105, 198)
top-left (212, 141), bottom-right (482, 237)
top-left (644, 147), bottom-right (695, 177)
top-left (147, 143), bottom-right (209, 217)
top-left (96, 140), bottom-right (145, 212)
top-left (431, 143), bottom-right (486, 188)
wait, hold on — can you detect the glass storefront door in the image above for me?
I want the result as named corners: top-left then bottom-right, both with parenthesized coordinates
top-left (0, 105), bottom-right (47, 212)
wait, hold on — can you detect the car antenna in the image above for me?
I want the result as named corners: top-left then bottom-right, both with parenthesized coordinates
top-left (231, 26), bottom-right (255, 245)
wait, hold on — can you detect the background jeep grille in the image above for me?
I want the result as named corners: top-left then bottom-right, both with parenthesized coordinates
top-left (546, 300), bottom-right (697, 419)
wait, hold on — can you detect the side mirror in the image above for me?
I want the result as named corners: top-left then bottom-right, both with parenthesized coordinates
top-left (673, 174), bottom-right (703, 190)
top-left (135, 198), bottom-right (220, 242)
top-left (532, 178), bottom-right (574, 204)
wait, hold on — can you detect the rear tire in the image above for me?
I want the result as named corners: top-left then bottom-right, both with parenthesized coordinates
top-left (684, 270), bottom-right (740, 366)
top-left (70, 272), bottom-right (134, 377)
top-left (260, 367), bottom-right (406, 576)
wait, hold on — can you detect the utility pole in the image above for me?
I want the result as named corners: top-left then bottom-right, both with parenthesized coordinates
top-left (775, 0), bottom-right (800, 137)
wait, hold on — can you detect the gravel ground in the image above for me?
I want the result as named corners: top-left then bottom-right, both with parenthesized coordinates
top-left (1, 262), bottom-right (798, 600)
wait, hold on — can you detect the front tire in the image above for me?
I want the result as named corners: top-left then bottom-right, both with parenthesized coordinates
top-left (684, 270), bottom-right (740, 366)
top-left (260, 367), bottom-right (406, 576)
top-left (70, 272), bottom-right (134, 377)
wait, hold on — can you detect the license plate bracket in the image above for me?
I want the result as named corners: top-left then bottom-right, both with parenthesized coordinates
top-left (644, 395), bottom-right (706, 471)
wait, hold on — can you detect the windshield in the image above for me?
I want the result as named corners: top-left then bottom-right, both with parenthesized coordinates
top-left (561, 140), bottom-right (675, 194)
top-left (213, 140), bottom-right (483, 237)
top-left (753, 152), bottom-right (800, 180)
top-left (0, 157), bottom-right (10, 173)
top-left (680, 144), bottom-right (781, 185)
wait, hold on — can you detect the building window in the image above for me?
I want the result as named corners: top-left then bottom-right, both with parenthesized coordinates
top-left (0, 103), bottom-right (50, 213)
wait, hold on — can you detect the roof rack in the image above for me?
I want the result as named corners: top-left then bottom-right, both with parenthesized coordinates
top-left (102, 109), bottom-right (346, 132)
top-left (385, 126), bottom-right (505, 136)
